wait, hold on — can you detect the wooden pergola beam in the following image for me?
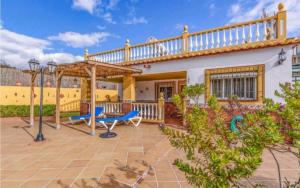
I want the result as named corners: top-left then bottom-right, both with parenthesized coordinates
top-left (53, 60), bottom-right (142, 136)
top-left (90, 65), bottom-right (96, 136)
top-left (55, 70), bottom-right (64, 129)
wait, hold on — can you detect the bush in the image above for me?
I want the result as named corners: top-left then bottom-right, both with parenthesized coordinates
top-left (0, 105), bottom-right (56, 117)
top-left (162, 83), bottom-right (300, 187)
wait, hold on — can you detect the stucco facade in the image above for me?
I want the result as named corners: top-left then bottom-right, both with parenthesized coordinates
top-left (129, 45), bottom-right (293, 103)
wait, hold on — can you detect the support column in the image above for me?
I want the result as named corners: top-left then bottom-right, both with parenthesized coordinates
top-left (90, 65), bottom-right (96, 136)
top-left (158, 92), bottom-right (165, 124)
top-left (276, 3), bottom-right (286, 40)
top-left (182, 25), bottom-right (189, 53)
top-left (122, 74), bottom-right (135, 113)
top-left (30, 72), bottom-right (37, 127)
top-left (55, 70), bottom-right (63, 129)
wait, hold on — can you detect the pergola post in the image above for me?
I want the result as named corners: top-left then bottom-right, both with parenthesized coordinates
top-left (90, 65), bottom-right (96, 136)
top-left (30, 72), bottom-right (37, 127)
top-left (122, 74), bottom-right (135, 113)
top-left (55, 70), bottom-right (63, 129)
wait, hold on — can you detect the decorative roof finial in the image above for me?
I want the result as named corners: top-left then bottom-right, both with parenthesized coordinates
top-left (125, 38), bottom-right (130, 46)
top-left (183, 25), bottom-right (188, 33)
top-left (84, 48), bottom-right (89, 60)
top-left (278, 3), bottom-right (284, 11)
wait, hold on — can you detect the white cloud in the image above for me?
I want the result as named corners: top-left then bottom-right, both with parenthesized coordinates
top-left (107, 0), bottom-right (119, 9)
top-left (48, 31), bottom-right (111, 48)
top-left (175, 23), bottom-right (184, 30)
top-left (229, 3), bottom-right (241, 16)
top-left (209, 3), bottom-right (217, 16)
top-left (228, 0), bottom-right (300, 36)
top-left (101, 12), bottom-right (116, 24)
top-left (124, 17), bottom-right (148, 25)
top-left (0, 20), bottom-right (3, 29)
top-left (0, 29), bottom-right (82, 68)
top-left (72, 0), bottom-right (118, 23)
top-left (97, 25), bottom-right (106, 30)
top-left (72, 0), bottom-right (99, 14)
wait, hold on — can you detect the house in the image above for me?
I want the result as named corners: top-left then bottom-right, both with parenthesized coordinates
top-left (81, 3), bottom-right (298, 108)
top-left (39, 3), bottom-right (299, 132)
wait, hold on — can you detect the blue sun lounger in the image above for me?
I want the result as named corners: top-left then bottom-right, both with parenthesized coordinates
top-left (69, 107), bottom-right (104, 125)
top-left (95, 110), bottom-right (142, 131)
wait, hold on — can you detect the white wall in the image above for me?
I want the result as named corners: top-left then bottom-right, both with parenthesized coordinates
top-left (131, 46), bottom-right (293, 103)
top-left (135, 79), bottom-right (185, 101)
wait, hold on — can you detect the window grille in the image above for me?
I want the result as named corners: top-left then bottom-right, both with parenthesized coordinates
top-left (210, 72), bottom-right (257, 100)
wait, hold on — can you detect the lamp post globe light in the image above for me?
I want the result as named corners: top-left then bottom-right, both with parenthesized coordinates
top-left (28, 59), bottom-right (57, 142)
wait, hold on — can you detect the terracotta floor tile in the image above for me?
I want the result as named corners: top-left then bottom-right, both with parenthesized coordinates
top-left (46, 160), bottom-right (71, 169)
top-left (157, 181), bottom-right (181, 188)
top-left (30, 169), bottom-right (62, 180)
top-left (46, 178), bottom-right (74, 188)
top-left (102, 166), bottom-right (138, 185)
top-left (79, 167), bottom-right (105, 178)
top-left (1, 181), bottom-right (24, 188)
top-left (87, 160), bottom-right (108, 168)
top-left (56, 167), bottom-right (84, 179)
top-left (180, 182), bottom-right (195, 188)
top-left (72, 178), bottom-right (101, 188)
top-left (98, 176), bottom-right (131, 188)
top-left (23, 160), bottom-right (52, 170)
top-left (137, 181), bottom-right (158, 188)
top-left (19, 179), bottom-right (51, 188)
top-left (67, 160), bottom-right (90, 168)
top-left (155, 169), bottom-right (178, 182)
top-left (1, 118), bottom-right (299, 188)
top-left (4, 169), bottom-right (38, 181)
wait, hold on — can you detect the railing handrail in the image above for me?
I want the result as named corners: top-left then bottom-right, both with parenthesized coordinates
top-left (86, 4), bottom-right (286, 63)
top-left (129, 36), bottom-right (182, 49)
top-left (189, 16), bottom-right (276, 36)
top-left (88, 47), bottom-right (125, 58)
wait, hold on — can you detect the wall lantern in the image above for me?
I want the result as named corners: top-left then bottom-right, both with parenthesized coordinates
top-left (73, 78), bottom-right (78, 88)
top-left (278, 48), bottom-right (287, 64)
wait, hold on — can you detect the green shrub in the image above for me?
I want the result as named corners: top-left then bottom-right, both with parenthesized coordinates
top-left (0, 105), bottom-right (56, 117)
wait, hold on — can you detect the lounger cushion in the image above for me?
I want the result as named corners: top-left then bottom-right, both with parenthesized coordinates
top-left (96, 110), bottom-right (139, 123)
top-left (70, 107), bottom-right (104, 121)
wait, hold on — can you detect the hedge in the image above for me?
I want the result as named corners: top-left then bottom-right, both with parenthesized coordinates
top-left (0, 105), bottom-right (56, 117)
top-left (0, 105), bottom-right (81, 118)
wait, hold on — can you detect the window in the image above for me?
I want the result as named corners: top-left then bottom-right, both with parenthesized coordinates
top-left (156, 82), bottom-right (175, 102)
top-left (210, 72), bottom-right (257, 100)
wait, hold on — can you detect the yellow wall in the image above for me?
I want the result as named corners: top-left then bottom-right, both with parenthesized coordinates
top-left (0, 86), bottom-right (118, 105)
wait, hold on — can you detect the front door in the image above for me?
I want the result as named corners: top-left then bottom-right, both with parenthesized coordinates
top-left (155, 82), bottom-right (175, 102)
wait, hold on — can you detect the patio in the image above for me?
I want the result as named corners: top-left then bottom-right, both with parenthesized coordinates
top-left (1, 117), bottom-right (299, 188)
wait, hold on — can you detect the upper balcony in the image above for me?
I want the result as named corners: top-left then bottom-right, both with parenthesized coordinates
top-left (86, 3), bottom-right (290, 66)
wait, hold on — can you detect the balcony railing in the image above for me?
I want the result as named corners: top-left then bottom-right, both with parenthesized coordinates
top-left (86, 4), bottom-right (286, 64)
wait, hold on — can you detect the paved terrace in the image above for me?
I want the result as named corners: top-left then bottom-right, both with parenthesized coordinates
top-left (1, 117), bottom-right (299, 188)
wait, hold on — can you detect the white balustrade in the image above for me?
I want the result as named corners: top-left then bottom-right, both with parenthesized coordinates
top-left (96, 102), bottom-right (123, 114)
top-left (128, 37), bottom-right (182, 61)
top-left (187, 16), bottom-right (276, 52)
top-left (88, 16), bottom-right (277, 63)
top-left (132, 102), bottom-right (159, 120)
top-left (89, 49), bottom-right (125, 64)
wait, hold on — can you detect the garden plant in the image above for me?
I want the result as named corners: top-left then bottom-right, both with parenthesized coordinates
top-left (162, 82), bottom-right (300, 188)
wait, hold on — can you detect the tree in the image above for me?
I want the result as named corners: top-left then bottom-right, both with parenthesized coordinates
top-left (161, 83), bottom-right (298, 187)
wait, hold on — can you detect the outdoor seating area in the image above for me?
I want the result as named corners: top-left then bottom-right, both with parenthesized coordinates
top-left (1, 2), bottom-right (300, 187)
top-left (1, 117), bottom-right (299, 188)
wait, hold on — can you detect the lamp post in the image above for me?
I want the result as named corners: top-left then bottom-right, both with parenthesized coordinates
top-left (28, 59), bottom-right (57, 142)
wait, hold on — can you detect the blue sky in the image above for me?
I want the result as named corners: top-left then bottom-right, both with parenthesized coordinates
top-left (1, 0), bottom-right (300, 68)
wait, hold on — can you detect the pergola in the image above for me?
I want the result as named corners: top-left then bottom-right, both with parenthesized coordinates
top-left (29, 60), bottom-right (142, 136)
